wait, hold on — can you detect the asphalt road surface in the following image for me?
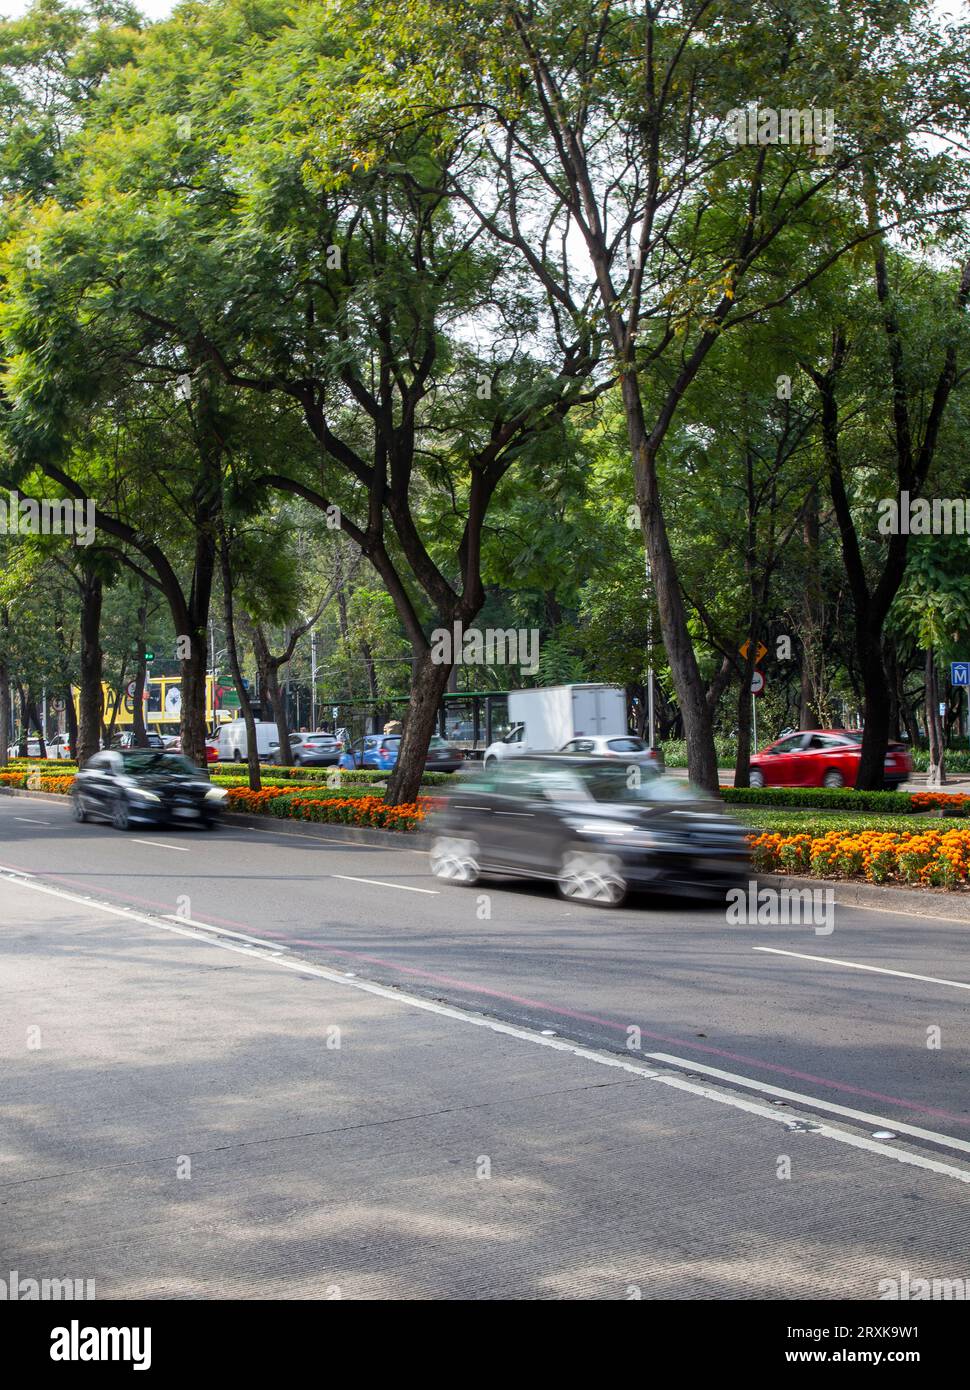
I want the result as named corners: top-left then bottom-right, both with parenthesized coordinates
top-left (2, 795), bottom-right (970, 1298)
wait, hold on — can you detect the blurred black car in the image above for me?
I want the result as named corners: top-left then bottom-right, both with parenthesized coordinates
top-left (72, 750), bottom-right (227, 831)
top-left (428, 755), bottom-right (749, 907)
top-left (425, 736), bottom-right (464, 773)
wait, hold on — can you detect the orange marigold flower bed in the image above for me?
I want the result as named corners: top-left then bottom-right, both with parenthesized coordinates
top-left (750, 827), bottom-right (970, 889)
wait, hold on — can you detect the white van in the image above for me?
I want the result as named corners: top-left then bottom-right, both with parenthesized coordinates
top-left (216, 720), bottom-right (280, 763)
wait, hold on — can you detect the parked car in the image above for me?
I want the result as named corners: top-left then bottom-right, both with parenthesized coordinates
top-left (483, 683), bottom-right (628, 765)
top-left (338, 733), bottom-right (400, 771)
top-left (748, 730), bottom-right (912, 790)
top-left (283, 732), bottom-right (342, 766)
top-left (111, 731), bottom-right (167, 751)
top-left (425, 736), bottom-right (464, 772)
top-left (204, 740), bottom-right (220, 764)
top-left (45, 733), bottom-right (75, 760)
top-left (558, 733), bottom-right (665, 772)
top-left (71, 750), bottom-right (227, 830)
top-left (428, 755), bottom-right (750, 907)
top-left (7, 738), bottom-right (43, 758)
top-left (215, 719), bottom-right (280, 763)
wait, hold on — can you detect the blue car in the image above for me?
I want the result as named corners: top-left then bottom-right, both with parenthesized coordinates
top-left (338, 734), bottom-right (400, 771)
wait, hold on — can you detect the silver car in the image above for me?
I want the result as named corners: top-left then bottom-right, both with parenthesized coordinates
top-left (283, 732), bottom-right (342, 766)
top-left (558, 734), bottom-right (665, 771)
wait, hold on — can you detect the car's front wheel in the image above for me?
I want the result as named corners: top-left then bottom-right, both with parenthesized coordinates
top-left (111, 795), bottom-right (131, 831)
top-left (822, 770), bottom-right (844, 789)
top-left (557, 848), bottom-right (627, 908)
top-left (748, 769), bottom-right (766, 788)
top-left (429, 836), bottom-right (480, 885)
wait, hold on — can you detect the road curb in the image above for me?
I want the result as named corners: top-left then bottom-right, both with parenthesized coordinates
top-left (765, 872), bottom-right (970, 922)
top-left (224, 810), bottom-right (429, 849)
top-left (0, 787), bottom-right (428, 850)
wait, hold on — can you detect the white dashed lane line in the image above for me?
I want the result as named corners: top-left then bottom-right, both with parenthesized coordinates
top-left (331, 874), bottom-right (438, 895)
top-left (754, 946), bottom-right (970, 992)
top-left (131, 839), bottom-right (191, 852)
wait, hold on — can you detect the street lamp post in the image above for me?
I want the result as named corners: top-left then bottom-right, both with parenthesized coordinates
top-left (310, 627), bottom-right (318, 730)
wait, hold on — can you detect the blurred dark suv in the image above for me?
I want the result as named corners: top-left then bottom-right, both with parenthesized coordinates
top-left (428, 755), bottom-right (749, 907)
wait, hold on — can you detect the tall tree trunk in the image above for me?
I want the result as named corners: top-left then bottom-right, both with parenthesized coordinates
top-left (625, 385), bottom-right (719, 794)
top-left (925, 648), bottom-right (946, 787)
top-left (64, 683), bottom-right (78, 760)
top-left (219, 529), bottom-right (261, 791)
top-left (132, 582), bottom-right (149, 747)
top-left (27, 694), bottom-right (48, 758)
top-left (733, 654), bottom-right (755, 788)
top-left (180, 643), bottom-right (209, 769)
top-left (799, 486), bottom-right (821, 728)
top-left (77, 571), bottom-right (103, 767)
top-left (0, 659), bottom-right (10, 768)
top-left (385, 651), bottom-right (451, 804)
top-left (251, 625), bottom-right (292, 766)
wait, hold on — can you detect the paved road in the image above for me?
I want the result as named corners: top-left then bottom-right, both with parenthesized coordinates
top-left (1, 796), bottom-right (969, 1146)
top-left (2, 868), bottom-right (970, 1300)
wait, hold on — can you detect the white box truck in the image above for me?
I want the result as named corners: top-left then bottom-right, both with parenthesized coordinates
top-left (216, 719), bottom-right (281, 762)
top-left (483, 684), bottom-right (627, 764)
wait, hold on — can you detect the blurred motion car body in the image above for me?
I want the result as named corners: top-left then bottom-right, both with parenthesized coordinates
top-left (749, 730), bottom-right (912, 790)
top-left (71, 750), bottom-right (227, 830)
top-left (428, 755), bottom-right (749, 906)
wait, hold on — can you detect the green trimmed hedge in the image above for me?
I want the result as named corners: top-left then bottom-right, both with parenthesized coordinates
top-left (212, 762), bottom-right (454, 786)
top-left (723, 786), bottom-right (916, 813)
top-left (660, 738), bottom-right (735, 768)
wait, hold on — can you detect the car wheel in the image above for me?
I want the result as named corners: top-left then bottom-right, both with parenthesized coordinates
top-left (822, 770), bottom-right (844, 789)
top-left (233, 750), bottom-right (242, 763)
top-left (557, 848), bottom-right (627, 907)
top-left (71, 792), bottom-right (87, 823)
top-left (483, 756), bottom-right (496, 769)
top-left (748, 769), bottom-right (766, 788)
top-left (429, 835), bottom-right (481, 885)
top-left (202, 816), bottom-right (218, 831)
top-left (111, 795), bottom-right (131, 831)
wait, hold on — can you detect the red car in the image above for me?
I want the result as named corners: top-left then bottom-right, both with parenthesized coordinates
top-left (749, 730), bottom-right (912, 790)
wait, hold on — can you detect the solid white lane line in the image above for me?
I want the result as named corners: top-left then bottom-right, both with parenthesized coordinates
top-left (644, 1052), bottom-right (970, 1157)
top-left (2, 868), bottom-right (969, 1187)
top-left (14, 817), bottom-right (51, 826)
top-left (753, 946), bottom-right (970, 992)
top-left (331, 874), bottom-right (438, 895)
top-left (131, 839), bottom-right (190, 852)
top-left (163, 914), bottom-right (288, 951)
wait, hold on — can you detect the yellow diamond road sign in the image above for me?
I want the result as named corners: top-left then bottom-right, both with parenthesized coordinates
top-left (740, 639), bottom-right (768, 664)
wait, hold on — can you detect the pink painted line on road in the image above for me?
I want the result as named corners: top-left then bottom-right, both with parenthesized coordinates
top-left (3, 856), bottom-right (968, 1127)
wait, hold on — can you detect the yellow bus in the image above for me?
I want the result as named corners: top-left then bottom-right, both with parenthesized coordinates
top-left (77, 676), bottom-right (234, 730)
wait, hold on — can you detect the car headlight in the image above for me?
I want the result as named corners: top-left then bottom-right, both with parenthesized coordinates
top-left (204, 787), bottom-right (227, 802)
top-left (568, 819), bottom-right (659, 846)
top-left (131, 788), bottom-right (161, 802)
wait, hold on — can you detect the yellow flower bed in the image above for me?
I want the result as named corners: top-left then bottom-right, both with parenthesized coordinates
top-left (750, 828), bottom-right (970, 889)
